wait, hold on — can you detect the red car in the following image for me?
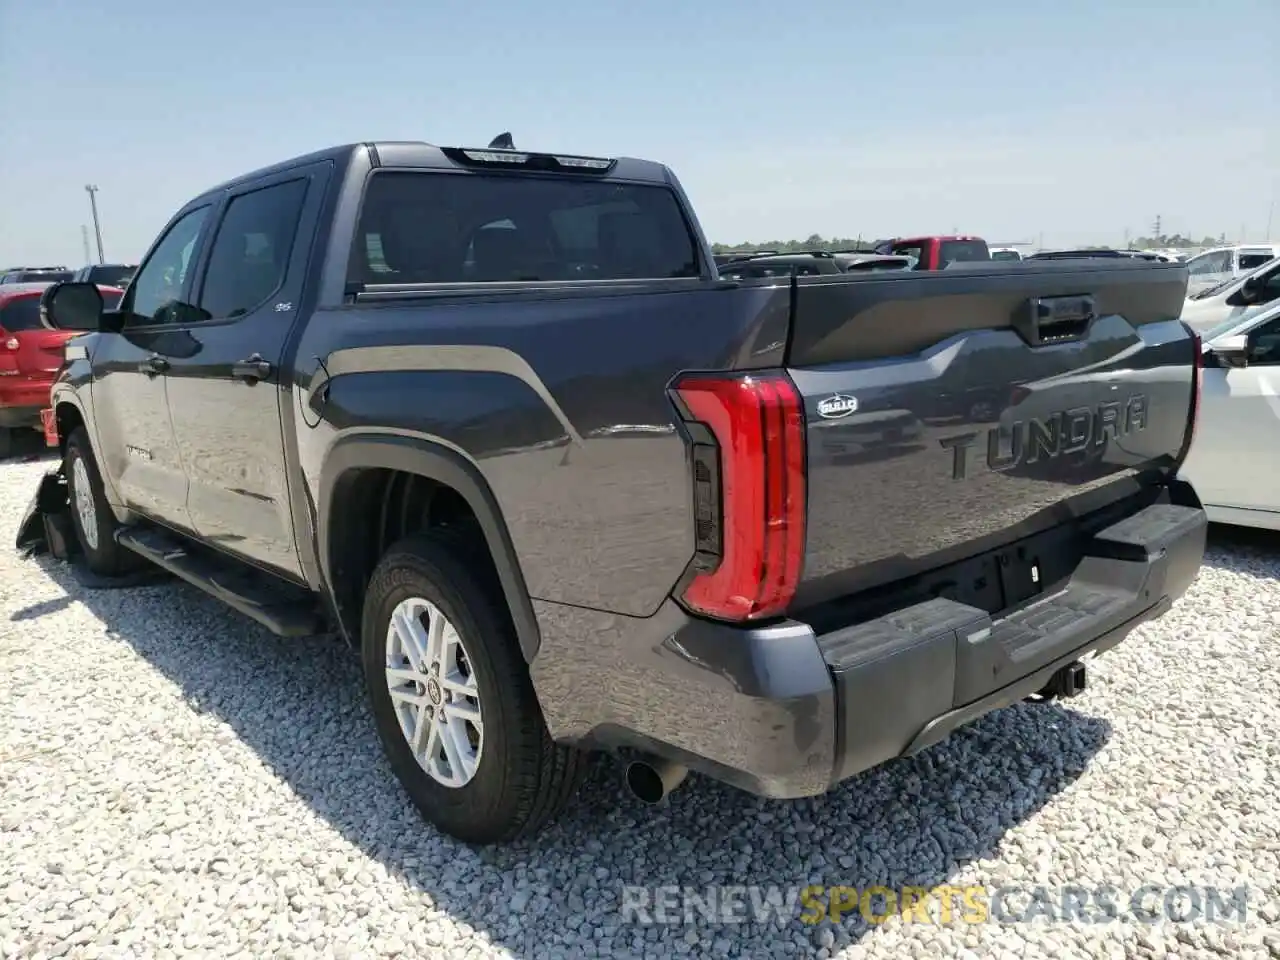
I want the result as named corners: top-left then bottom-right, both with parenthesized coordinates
top-left (0, 283), bottom-right (121, 456)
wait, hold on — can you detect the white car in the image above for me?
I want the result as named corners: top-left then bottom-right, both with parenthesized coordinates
top-left (1178, 300), bottom-right (1280, 530)
top-left (1180, 255), bottom-right (1280, 334)
top-left (1184, 244), bottom-right (1280, 295)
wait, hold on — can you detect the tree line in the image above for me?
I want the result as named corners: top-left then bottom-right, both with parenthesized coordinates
top-left (711, 233), bottom-right (1229, 253)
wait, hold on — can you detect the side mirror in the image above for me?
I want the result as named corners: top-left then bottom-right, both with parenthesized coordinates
top-left (1239, 277), bottom-right (1261, 302)
top-left (39, 282), bottom-right (104, 331)
top-left (1206, 333), bottom-right (1250, 368)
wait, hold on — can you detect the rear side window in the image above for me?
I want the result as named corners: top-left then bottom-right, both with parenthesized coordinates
top-left (938, 240), bottom-right (990, 265)
top-left (349, 171), bottom-right (701, 285)
top-left (199, 179), bottom-right (308, 319)
top-left (0, 296), bottom-right (42, 330)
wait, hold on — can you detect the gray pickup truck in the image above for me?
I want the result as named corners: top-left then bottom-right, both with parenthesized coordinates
top-left (19, 137), bottom-right (1206, 845)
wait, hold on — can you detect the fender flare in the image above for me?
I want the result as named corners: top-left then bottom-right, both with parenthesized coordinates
top-left (316, 432), bottom-right (541, 661)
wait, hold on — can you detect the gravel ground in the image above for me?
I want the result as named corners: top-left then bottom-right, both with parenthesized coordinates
top-left (1, 454), bottom-right (1278, 959)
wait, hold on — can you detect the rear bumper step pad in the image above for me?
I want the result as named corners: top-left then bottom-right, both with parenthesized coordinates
top-left (816, 502), bottom-right (1206, 785)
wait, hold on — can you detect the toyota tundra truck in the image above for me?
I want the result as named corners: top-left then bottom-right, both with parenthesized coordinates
top-left (18, 137), bottom-right (1207, 845)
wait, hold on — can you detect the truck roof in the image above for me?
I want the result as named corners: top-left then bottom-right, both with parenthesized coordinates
top-left (197, 141), bottom-right (676, 202)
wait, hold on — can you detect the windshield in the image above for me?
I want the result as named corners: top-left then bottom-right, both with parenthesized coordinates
top-left (0, 296), bottom-right (45, 330)
top-left (1190, 258), bottom-right (1276, 301)
top-left (1202, 312), bottom-right (1260, 343)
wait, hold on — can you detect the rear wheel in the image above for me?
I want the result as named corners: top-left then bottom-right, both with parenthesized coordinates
top-left (361, 534), bottom-right (587, 844)
top-left (64, 427), bottom-right (137, 576)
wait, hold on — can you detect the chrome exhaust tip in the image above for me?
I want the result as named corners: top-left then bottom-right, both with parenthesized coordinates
top-left (624, 757), bottom-right (689, 805)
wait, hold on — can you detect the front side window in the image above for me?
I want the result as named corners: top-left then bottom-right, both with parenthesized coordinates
top-left (1238, 251), bottom-right (1277, 272)
top-left (349, 171), bottom-right (700, 285)
top-left (198, 179), bottom-right (308, 319)
top-left (125, 206), bottom-right (210, 325)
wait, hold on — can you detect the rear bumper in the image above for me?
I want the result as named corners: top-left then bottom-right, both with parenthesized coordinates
top-left (529, 500), bottom-right (1206, 798)
top-left (0, 403), bottom-right (46, 429)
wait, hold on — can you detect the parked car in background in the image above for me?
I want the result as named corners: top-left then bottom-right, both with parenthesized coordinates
top-left (1184, 244), bottom-right (1280, 295)
top-left (872, 235), bottom-right (990, 269)
top-left (990, 247), bottom-right (1023, 261)
top-left (1027, 248), bottom-right (1164, 262)
top-left (71, 263), bottom-right (137, 288)
top-left (1, 267), bottom-right (73, 285)
top-left (0, 282), bottom-right (122, 455)
top-left (1179, 300), bottom-right (1280, 531)
top-left (716, 251), bottom-right (911, 278)
top-left (1180, 256), bottom-right (1280, 334)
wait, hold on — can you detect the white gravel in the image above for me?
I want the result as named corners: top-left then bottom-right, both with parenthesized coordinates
top-left (1, 454), bottom-right (1278, 959)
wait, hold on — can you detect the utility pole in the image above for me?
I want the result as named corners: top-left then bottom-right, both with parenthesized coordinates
top-left (81, 225), bottom-right (91, 264)
top-left (84, 185), bottom-right (105, 264)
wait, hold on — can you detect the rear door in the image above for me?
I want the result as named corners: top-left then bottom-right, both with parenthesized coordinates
top-left (163, 162), bottom-right (329, 579)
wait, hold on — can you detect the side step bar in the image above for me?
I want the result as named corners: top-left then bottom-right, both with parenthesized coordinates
top-left (116, 527), bottom-right (326, 638)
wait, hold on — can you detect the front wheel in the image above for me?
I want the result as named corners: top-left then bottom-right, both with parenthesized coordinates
top-left (361, 534), bottom-right (587, 845)
top-left (64, 427), bottom-right (137, 576)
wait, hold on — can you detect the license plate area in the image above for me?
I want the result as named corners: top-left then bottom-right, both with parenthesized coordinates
top-left (995, 544), bottom-right (1045, 610)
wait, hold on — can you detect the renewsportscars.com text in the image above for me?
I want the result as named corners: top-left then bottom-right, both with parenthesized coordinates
top-left (619, 884), bottom-right (1252, 927)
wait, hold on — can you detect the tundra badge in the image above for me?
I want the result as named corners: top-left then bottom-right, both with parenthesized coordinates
top-left (817, 394), bottom-right (859, 419)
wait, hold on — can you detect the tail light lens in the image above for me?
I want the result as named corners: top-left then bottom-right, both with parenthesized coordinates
top-left (672, 372), bottom-right (806, 621)
top-left (1177, 325), bottom-right (1203, 466)
top-left (0, 326), bottom-right (15, 376)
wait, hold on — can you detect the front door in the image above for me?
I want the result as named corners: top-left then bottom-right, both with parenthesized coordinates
top-left (162, 164), bottom-right (328, 579)
top-left (91, 204), bottom-right (213, 531)
top-left (1190, 312), bottom-right (1280, 516)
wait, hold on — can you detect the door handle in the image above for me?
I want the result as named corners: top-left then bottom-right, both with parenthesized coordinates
top-left (232, 354), bottom-right (273, 382)
top-left (139, 355), bottom-right (169, 375)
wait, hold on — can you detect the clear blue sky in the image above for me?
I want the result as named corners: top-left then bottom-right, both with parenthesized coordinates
top-left (1, 0), bottom-right (1276, 265)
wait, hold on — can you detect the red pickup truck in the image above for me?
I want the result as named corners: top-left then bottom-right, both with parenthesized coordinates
top-left (873, 235), bottom-right (991, 270)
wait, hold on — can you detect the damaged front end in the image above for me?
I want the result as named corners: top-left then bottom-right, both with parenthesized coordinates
top-left (16, 466), bottom-right (79, 561)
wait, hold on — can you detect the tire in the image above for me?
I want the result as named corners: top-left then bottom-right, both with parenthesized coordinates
top-left (64, 427), bottom-right (137, 576)
top-left (0, 427), bottom-right (11, 459)
top-left (361, 533), bottom-right (587, 845)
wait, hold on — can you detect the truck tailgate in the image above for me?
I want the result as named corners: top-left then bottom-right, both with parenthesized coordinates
top-left (784, 260), bottom-right (1196, 610)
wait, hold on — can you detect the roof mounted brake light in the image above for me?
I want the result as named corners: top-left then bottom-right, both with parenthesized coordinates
top-left (445, 146), bottom-right (616, 173)
top-left (553, 156), bottom-right (613, 170)
top-left (460, 149), bottom-right (531, 164)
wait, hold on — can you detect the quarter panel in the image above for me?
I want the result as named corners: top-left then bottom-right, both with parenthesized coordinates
top-left (296, 282), bottom-right (790, 616)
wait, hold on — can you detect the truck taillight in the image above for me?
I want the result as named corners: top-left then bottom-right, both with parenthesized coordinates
top-left (0, 327), bottom-right (15, 351)
top-left (1187, 327), bottom-right (1203, 450)
top-left (1174, 323), bottom-right (1203, 471)
top-left (672, 372), bottom-right (806, 621)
